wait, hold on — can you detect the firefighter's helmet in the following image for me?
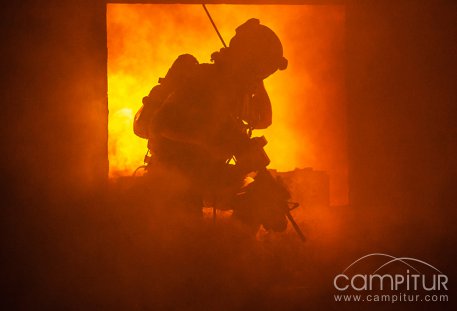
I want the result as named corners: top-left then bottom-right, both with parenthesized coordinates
top-left (229, 18), bottom-right (288, 79)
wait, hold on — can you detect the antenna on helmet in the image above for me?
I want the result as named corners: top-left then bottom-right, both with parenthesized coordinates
top-left (202, 4), bottom-right (227, 48)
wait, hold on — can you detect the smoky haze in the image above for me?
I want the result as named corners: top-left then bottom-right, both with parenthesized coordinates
top-left (1, 1), bottom-right (456, 311)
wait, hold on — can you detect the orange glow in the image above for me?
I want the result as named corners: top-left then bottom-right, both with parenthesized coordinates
top-left (107, 4), bottom-right (347, 205)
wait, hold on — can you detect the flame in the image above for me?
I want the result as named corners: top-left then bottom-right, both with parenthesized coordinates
top-left (107, 4), bottom-right (347, 205)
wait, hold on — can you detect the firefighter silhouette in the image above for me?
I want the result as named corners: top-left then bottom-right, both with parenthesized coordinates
top-left (134, 18), bottom-right (296, 234)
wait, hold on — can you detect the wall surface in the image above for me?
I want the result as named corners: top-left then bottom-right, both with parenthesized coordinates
top-left (0, 1), bottom-right (108, 201)
top-left (346, 0), bottom-right (457, 211)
